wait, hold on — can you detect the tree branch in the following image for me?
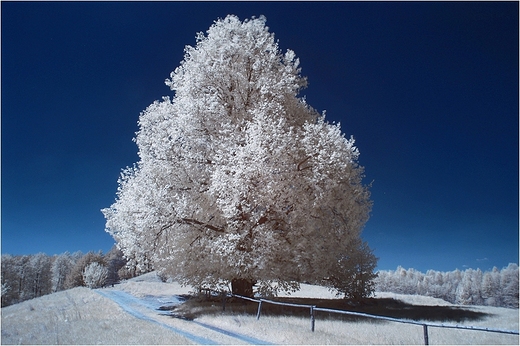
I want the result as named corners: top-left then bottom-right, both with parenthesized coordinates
top-left (179, 218), bottom-right (225, 233)
top-left (297, 156), bottom-right (313, 171)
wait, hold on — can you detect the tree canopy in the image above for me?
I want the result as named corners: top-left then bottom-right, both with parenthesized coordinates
top-left (102, 15), bottom-right (373, 297)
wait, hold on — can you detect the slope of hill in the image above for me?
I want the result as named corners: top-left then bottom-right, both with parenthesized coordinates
top-left (0, 286), bottom-right (191, 344)
top-left (1, 272), bottom-right (518, 345)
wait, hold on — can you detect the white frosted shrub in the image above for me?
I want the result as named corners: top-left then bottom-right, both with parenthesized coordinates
top-left (83, 262), bottom-right (108, 289)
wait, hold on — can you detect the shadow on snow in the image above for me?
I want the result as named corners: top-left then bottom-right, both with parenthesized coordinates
top-left (166, 295), bottom-right (490, 324)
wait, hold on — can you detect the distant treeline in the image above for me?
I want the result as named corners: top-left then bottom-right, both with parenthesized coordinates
top-left (375, 264), bottom-right (519, 308)
top-left (2, 249), bottom-right (518, 309)
top-left (0, 246), bottom-right (146, 307)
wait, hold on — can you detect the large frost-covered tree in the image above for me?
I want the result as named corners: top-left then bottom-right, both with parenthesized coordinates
top-left (103, 15), bottom-right (373, 297)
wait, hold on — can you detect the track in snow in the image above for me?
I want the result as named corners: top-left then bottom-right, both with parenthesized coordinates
top-left (97, 289), bottom-right (271, 345)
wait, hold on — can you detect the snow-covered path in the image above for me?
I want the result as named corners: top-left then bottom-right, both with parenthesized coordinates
top-left (97, 289), bottom-right (271, 345)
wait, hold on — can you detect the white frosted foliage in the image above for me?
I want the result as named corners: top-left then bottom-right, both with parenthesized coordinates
top-left (83, 262), bottom-right (109, 289)
top-left (102, 15), bottom-right (372, 295)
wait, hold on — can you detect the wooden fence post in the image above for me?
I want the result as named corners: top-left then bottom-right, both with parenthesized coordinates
top-left (423, 324), bottom-right (429, 345)
top-left (310, 306), bottom-right (316, 332)
top-left (256, 300), bottom-right (263, 320)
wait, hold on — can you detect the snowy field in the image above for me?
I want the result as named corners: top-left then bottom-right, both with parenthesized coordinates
top-left (1, 272), bottom-right (518, 345)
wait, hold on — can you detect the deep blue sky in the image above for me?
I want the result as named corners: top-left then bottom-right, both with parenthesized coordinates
top-left (2, 2), bottom-right (518, 272)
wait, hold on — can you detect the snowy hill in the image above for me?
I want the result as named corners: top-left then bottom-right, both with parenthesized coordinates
top-left (1, 272), bottom-right (518, 345)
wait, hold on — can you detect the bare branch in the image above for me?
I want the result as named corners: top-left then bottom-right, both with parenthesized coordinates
top-left (179, 217), bottom-right (225, 233)
top-left (297, 156), bottom-right (313, 171)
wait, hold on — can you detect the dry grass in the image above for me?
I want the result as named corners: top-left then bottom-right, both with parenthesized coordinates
top-left (195, 312), bottom-right (519, 345)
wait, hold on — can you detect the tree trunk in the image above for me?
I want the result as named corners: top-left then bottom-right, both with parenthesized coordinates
top-left (231, 278), bottom-right (255, 298)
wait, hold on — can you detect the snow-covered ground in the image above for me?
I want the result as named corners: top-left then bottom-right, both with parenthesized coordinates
top-left (0, 286), bottom-right (191, 344)
top-left (1, 272), bottom-right (518, 345)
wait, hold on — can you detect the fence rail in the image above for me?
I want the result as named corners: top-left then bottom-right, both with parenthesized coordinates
top-left (214, 291), bottom-right (519, 345)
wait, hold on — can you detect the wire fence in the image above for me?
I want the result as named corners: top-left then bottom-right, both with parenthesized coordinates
top-left (207, 290), bottom-right (518, 345)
